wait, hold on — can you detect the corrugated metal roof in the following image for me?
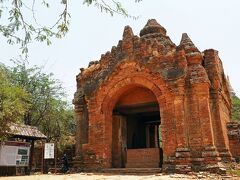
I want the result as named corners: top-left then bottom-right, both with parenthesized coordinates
top-left (8, 123), bottom-right (47, 139)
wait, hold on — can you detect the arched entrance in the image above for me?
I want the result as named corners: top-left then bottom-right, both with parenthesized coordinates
top-left (111, 86), bottom-right (163, 168)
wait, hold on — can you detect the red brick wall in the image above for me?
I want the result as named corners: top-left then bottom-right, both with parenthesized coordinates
top-left (116, 86), bottom-right (157, 106)
top-left (229, 139), bottom-right (240, 159)
top-left (227, 122), bottom-right (240, 161)
top-left (126, 148), bottom-right (160, 168)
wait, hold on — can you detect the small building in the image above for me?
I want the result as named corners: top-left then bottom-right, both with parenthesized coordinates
top-left (0, 123), bottom-right (46, 176)
top-left (73, 19), bottom-right (233, 172)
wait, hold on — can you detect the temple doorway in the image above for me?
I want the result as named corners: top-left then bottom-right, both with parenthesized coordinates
top-left (111, 86), bottom-right (163, 168)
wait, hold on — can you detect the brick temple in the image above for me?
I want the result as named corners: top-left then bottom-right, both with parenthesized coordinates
top-left (73, 19), bottom-right (234, 172)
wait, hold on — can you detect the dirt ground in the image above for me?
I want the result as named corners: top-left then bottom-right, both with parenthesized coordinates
top-left (0, 172), bottom-right (238, 180)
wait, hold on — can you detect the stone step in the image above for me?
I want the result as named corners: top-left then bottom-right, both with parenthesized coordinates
top-left (103, 168), bottom-right (162, 174)
top-left (126, 162), bottom-right (160, 168)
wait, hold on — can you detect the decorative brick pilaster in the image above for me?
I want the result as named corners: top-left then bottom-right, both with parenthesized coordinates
top-left (72, 88), bottom-right (85, 169)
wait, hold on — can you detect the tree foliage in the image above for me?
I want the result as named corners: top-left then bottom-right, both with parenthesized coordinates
top-left (232, 95), bottom-right (240, 122)
top-left (9, 59), bottom-right (75, 142)
top-left (0, 60), bottom-right (75, 143)
top-left (10, 59), bottom-right (65, 126)
top-left (0, 0), bottom-right (69, 54)
top-left (0, 63), bottom-right (29, 139)
top-left (83, 0), bottom-right (141, 17)
top-left (0, 0), bottom-right (142, 55)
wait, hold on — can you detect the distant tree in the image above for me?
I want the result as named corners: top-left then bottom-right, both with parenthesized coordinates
top-left (0, 63), bottom-right (29, 140)
top-left (0, 0), bottom-right (142, 54)
top-left (10, 59), bottom-right (63, 125)
top-left (232, 95), bottom-right (240, 122)
top-left (9, 59), bottom-right (75, 142)
top-left (40, 100), bottom-right (75, 143)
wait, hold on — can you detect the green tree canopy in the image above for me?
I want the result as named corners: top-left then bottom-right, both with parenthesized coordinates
top-left (9, 59), bottom-right (75, 142)
top-left (0, 60), bottom-right (75, 143)
top-left (0, 63), bottom-right (29, 140)
top-left (232, 95), bottom-right (240, 122)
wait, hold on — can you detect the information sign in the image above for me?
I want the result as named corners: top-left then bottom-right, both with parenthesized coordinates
top-left (44, 143), bottom-right (54, 159)
top-left (0, 143), bottom-right (30, 166)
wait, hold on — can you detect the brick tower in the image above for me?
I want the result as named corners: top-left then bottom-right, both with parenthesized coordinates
top-left (73, 19), bottom-right (232, 172)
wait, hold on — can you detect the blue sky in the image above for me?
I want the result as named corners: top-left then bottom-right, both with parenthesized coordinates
top-left (1, 0), bottom-right (240, 100)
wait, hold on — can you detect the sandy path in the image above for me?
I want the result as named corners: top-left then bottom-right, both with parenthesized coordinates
top-left (0, 173), bottom-right (194, 180)
top-left (0, 172), bottom-right (237, 180)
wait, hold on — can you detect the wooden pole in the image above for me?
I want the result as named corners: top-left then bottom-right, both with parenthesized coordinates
top-left (41, 140), bottom-right (44, 174)
top-left (29, 139), bottom-right (35, 174)
top-left (54, 142), bottom-right (57, 174)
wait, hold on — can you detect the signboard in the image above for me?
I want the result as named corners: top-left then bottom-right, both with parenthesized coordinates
top-left (44, 143), bottom-right (54, 159)
top-left (0, 143), bottom-right (30, 166)
top-left (16, 147), bottom-right (30, 166)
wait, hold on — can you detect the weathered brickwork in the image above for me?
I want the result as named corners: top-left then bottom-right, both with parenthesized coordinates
top-left (126, 148), bottom-right (160, 168)
top-left (227, 122), bottom-right (240, 162)
top-left (73, 19), bottom-right (233, 172)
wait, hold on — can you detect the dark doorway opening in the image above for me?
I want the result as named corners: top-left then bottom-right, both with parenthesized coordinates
top-left (126, 113), bottom-right (160, 149)
top-left (112, 102), bottom-right (163, 168)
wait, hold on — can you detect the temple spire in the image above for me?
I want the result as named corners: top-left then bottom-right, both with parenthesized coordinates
top-left (140, 19), bottom-right (167, 37)
top-left (180, 33), bottom-right (199, 53)
top-left (122, 25), bottom-right (134, 40)
top-left (180, 33), bottom-right (202, 64)
top-left (181, 33), bottom-right (193, 45)
top-left (122, 25), bottom-right (134, 52)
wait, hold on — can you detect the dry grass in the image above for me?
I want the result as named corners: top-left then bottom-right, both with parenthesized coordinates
top-left (227, 169), bottom-right (240, 177)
